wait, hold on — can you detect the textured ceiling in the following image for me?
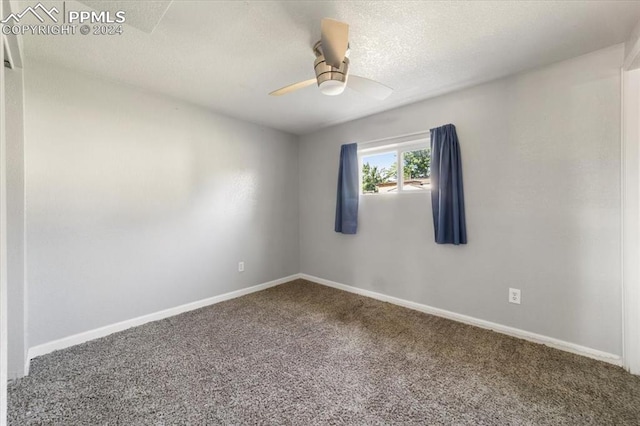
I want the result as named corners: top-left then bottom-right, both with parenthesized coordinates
top-left (77, 1), bottom-right (173, 33)
top-left (20, 1), bottom-right (640, 135)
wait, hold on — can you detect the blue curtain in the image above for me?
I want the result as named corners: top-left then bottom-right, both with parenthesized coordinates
top-left (430, 124), bottom-right (467, 245)
top-left (335, 143), bottom-right (359, 234)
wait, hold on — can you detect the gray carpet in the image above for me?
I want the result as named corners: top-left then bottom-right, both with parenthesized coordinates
top-left (8, 279), bottom-right (640, 425)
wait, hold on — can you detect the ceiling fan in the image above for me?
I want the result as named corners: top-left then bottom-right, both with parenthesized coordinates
top-left (269, 19), bottom-right (393, 100)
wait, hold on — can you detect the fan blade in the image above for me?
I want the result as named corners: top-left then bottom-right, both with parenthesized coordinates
top-left (269, 79), bottom-right (317, 96)
top-left (347, 75), bottom-right (393, 100)
top-left (321, 18), bottom-right (349, 68)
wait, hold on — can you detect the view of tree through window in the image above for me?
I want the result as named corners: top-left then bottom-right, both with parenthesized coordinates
top-left (362, 152), bottom-right (397, 193)
top-left (361, 147), bottom-right (430, 194)
top-left (402, 149), bottom-right (431, 191)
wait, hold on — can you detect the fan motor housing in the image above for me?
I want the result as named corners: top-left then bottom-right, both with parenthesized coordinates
top-left (313, 41), bottom-right (350, 92)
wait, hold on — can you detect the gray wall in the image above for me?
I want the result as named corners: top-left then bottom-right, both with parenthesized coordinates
top-left (622, 63), bottom-right (640, 371)
top-left (5, 66), bottom-right (25, 378)
top-left (24, 60), bottom-right (299, 347)
top-left (1, 25), bottom-right (8, 420)
top-left (299, 45), bottom-right (624, 356)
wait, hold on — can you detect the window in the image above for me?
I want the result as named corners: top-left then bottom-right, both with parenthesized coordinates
top-left (361, 151), bottom-right (397, 193)
top-left (358, 134), bottom-right (430, 194)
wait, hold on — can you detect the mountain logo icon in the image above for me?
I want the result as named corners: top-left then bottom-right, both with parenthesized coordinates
top-left (1, 3), bottom-right (59, 24)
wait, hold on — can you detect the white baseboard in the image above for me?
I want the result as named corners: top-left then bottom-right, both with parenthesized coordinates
top-left (25, 272), bottom-right (622, 375)
top-left (299, 273), bottom-right (622, 366)
top-left (26, 274), bottom-right (301, 363)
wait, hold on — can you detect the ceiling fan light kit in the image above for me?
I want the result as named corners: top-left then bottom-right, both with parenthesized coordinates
top-left (269, 18), bottom-right (393, 100)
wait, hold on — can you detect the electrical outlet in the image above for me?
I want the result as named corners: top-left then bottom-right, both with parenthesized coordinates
top-left (509, 288), bottom-right (521, 304)
top-left (238, 261), bottom-right (245, 272)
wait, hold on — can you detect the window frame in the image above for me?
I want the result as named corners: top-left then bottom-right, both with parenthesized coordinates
top-left (358, 133), bottom-right (431, 196)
